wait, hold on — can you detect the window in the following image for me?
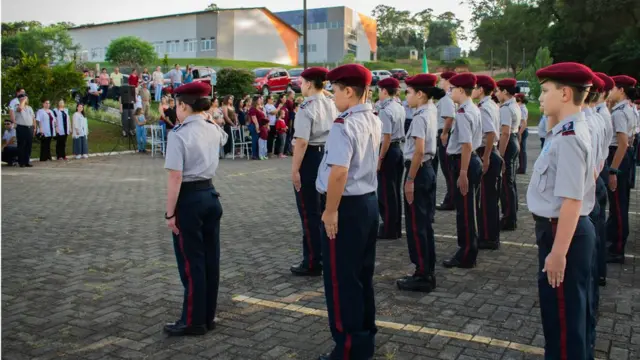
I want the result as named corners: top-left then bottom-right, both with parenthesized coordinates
top-left (165, 40), bottom-right (179, 54)
top-left (299, 44), bottom-right (317, 53)
top-left (347, 43), bottom-right (357, 55)
top-left (184, 39), bottom-right (197, 53)
top-left (153, 41), bottom-right (165, 55)
top-left (201, 38), bottom-right (215, 51)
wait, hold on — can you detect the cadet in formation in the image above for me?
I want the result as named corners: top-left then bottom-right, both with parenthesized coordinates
top-left (376, 77), bottom-right (406, 240)
top-left (435, 71), bottom-right (457, 211)
top-left (473, 75), bottom-right (503, 250)
top-left (516, 93), bottom-right (529, 174)
top-left (402, 95), bottom-right (415, 134)
top-left (396, 74), bottom-right (440, 292)
top-left (316, 64), bottom-right (381, 360)
top-left (528, 62), bottom-right (596, 359)
top-left (538, 108), bottom-right (548, 148)
top-left (495, 78), bottom-right (522, 231)
top-left (163, 82), bottom-right (227, 336)
top-left (593, 72), bottom-right (615, 286)
top-left (290, 67), bottom-right (337, 276)
top-left (443, 73), bottom-right (483, 269)
top-left (605, 75), bottom-right (638, 264)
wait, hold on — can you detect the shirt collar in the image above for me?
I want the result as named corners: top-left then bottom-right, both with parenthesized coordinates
top-left (307, 93), bottom-right (325, 101)
top-left (551, 112), bottom-right (584, 135)
top-left (614, 100), bottom-right (628, 110)
top-left (504, 97), bottom-right (516, 106)
top-left (183, 114), bottom-right (206, 125)
top-left (340, 103), bottom-right (372, 117)
top-left (582, 107), bottom-right (593, 116)
top-left (461, 98), bottom-right (474, 109)
top-left (479, 96), bottom-right (492, 106)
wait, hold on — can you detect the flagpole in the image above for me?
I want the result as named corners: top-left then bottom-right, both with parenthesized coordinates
top-left (422, 27), bottom-right (429, 73)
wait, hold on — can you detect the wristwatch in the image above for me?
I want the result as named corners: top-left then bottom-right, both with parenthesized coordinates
top-left (164, 212), bottom-right (175, 219)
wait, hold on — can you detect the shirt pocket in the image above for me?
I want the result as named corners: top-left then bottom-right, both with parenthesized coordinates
top-left (534, 157), bottom-right (550, 193)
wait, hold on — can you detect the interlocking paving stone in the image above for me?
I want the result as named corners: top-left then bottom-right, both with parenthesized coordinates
top-left (2, 135), bottom-right (639, 359)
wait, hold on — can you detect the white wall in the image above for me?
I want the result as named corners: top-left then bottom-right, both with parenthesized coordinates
top-left (298, 29), bottom-right (329, 63)
top-left (69, 15), bottom-right (198, 62)
top-left (232, 9), bottom-right (298, 65)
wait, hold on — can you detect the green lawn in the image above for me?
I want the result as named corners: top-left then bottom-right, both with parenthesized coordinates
top-left (526, 101), bottom-right (542, 127)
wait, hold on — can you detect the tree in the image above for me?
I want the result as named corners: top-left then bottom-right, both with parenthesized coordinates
top-left (521, 47), bottom-right (553, 100)
top-left (1, 23), bottom-right (80, 67)
top-left (340, 54), bottom-right (356, 65)
top-left (105, 36), bottom-right (157, 69)
top-left (1, 52), bottom-right (85, 107)
top-left (216, 68), bottom-right (254, 99)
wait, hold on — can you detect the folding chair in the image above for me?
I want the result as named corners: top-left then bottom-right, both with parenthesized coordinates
top-left (230, 126), bottom-right (250, 159)
top-left (146, 124), bottom-right (166, 157)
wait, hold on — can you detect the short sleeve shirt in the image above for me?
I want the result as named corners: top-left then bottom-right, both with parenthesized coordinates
top-left (527, 112), bottom-right (595, 217)
top-left (3, 128), bottom-right (16, 147)
top-left (403, 103), bottom-right (437, 162)
top-left (293, 93), bottom-right (337, 145)
top-left (500, 97), bottom-right (521, 132)
top-left (538, 116), bottom-right (548, 139)
top-left (478, 96), bottom-right (499, 146)
top-left (611, 100), bottom-right (633, 144)
top-left (248, 107), bottom-right (267, 125)
top-left (316, 103), bottom-right (382, 196)
top-left (378, 98), bottom-right (406, 141)
top-left (110, 73), bottom-right (123, 87)
top-left (164, 114), bottom-right (228, 181)
top-left (446, 98), bottom-right (482, 154)
top-left (264, 104), bottom-right (277, 125)
top-left (436, 93), bottom-right (456, 130)
top-left (14, 106), bottom-right (35, 127)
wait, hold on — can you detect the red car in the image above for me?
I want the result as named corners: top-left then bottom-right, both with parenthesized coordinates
top-left (253, 68), bottom-right (292, 96)
top-left (390, 69), bottom-right (409, 80)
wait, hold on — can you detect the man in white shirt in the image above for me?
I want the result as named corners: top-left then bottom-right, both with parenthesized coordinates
top-left (88, 79), bottom-right (102, 110)
top-left (2, 120), bottom-right (18, 166)
top-left (9, 88), bottom-right (25, 124)
top-left (169, 64), bottom-right (183, 90)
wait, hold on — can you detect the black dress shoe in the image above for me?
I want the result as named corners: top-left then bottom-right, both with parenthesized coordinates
top-left (163, 321), bottom-right (207, 336)
top-left (478, 241), bottom-right (500, 250)
top-left (435, 203), bottom-right (455, 211)
top-left (442, 257), bottom-right (476, 269)
top-left (290, 263), bottom-right (322, 276)
top-left (598, 277), bottom-right (607, 287)
top-left (396, 274), bottom-right (436, 292)
top-left (500, 221), bottom-right (517, 231)
top-left (606, 254), bottom-right (625, 264)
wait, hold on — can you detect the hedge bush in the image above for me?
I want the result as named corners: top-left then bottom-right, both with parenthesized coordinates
top-left (215, 68), bottom-right (255, 100)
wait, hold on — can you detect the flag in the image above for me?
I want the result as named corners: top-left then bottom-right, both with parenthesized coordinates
top-left (422, 49), bottom-right (429, 73)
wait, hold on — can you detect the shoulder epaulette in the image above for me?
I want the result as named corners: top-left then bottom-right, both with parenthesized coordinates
top-left (334, 117), bottom-right (344, 124)
top-left (561, 121), bottom-right (575, 136)
top-left (612, 104), bottom-right (625, 113)
top-left (300, 99), bottom-right (313, 110)
top-left (172, 124), bottom-right (183, 132)
top-left (413, 109), bottom-right (425, 116)
top-left (457, 107), bottom-right (465, 114)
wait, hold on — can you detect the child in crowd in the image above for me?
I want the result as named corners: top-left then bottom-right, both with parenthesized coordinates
top-left (72, 103), bottom-right (89, 159)
top-left (275, 109), bottom-right (288, 158)
top-left (134, 108), bottom-right (147, 153)
top-left (258, 120), bottom-right (269, 160)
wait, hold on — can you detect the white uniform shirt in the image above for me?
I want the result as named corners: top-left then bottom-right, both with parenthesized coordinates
top-left (378, 98), bottom-right (406, 141)
top-left (36, 109), bottom-right (57, 137)
top-left (610, 100), bottom-right (634, 145)
top-left (595, 102), bottom-right (612, 158)
top-left (72, 112), bottom-right (88, 138)
top-left (53, 108), bottom-right (72, 136)
top-left (478, 96), bottom-right (500, 147)
top-left (500, 97), bottom-right (522, 133)
top-left (316, 103), bottom-right (381, 196)
top-left (293, 93), bottom-right (337, 146)
top-left (446, 98), bottom-right (482, 154)
top-left (403, 102), bottom-right (437, 162)
top-left (436, 93), bottom-right (456, 130)
top-left (527, 112), bottom-right (596, 217)
top-left (538, 116), bottom-right (548, 139)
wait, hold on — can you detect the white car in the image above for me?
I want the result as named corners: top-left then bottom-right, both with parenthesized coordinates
top-left (516, 80), bottom-right (530, 97)
top-left (371, 70), bottom-right (392, 80)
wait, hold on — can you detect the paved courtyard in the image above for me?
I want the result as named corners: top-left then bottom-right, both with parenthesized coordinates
top-left (2, 135), bottom-right (639, 360)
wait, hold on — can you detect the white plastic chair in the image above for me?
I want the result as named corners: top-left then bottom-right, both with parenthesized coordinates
top-left (230, 126), bottom-right (250, 159)
top-left (145, 124), bottom-right (166, 157)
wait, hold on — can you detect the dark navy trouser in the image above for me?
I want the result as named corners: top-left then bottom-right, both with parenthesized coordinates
top-left (500, 134), bottom-right (520, 226)
top-left (434, 129), bottom-right (455, 207)
top-left (476, 147), bottom-right (502, 244)
top-left (404, 160), bottom-right (436, 276)
top-left (322, 192), bottom-right (378, 360)
top-left (518, 128), bottom-right (528, 173)
top-left (378, 143), bottom-right (403, 238)
top-left (587, 176), bottom-right (607, 355)
top-left (173, 184), bottom-right (223, 327)
top-left (606, 146), bottom-right (631, 256)
top-left (295, 145), bottom-right (324, 269)
top-left (628, 144), bottom-right (636, 189)
top-left (597, 169), bottom-right (608, 281)
top-left (449, 153), bottom-right (482, 264)
top-left (535, 215), bottom-right (594, 360)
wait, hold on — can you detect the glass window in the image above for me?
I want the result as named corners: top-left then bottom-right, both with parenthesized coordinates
top-left (253, 69), bottom-right (270, 77)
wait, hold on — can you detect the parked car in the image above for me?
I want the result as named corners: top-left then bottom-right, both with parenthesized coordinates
top-left (288, 68), bottom-right (303, 92)
top-left (516, 80), bottom-right (531, 97)
top-left (371, 70), bottom-right (392, 81)
top-left (253, 68), bottom-right (292, 96)
top-left (390, 69), bottom-right (409, 80)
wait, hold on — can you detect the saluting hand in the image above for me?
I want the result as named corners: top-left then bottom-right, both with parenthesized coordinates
top-left (542, 251), bottom-right (566, 288)
top-left (167, 217), bottom-right (179, 235)
top-left (292, 171), bottom-right (302, 192)
top-left (322, 210), bottom-right (338, 239)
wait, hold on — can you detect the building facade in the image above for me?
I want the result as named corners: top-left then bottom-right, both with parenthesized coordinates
top-left (275, 7), bottom-right (377, 65)
top-left (69, 8), bottom-right (301, 66)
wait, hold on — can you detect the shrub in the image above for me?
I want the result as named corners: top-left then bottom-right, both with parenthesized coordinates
top-left (216, 68), bottom-right (255, 99)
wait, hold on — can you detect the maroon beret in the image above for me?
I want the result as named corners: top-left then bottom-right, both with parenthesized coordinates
top-left (440, 71), bottom-right (457, 80)
top-left (594, 72), bottom-right (614, 92)
top-left (591, 74), bottom-right (605, 92)
top-left (449, 73), bottom-right (477, 89)
top-left (496, 78), bottom-right (517, 89)
top-left (514, 93), bottom-right (525, 101)
top-left (377, 77), bottom-right (401, 89)
top-left (610, 75), bottom-right (637, 88)
top-left (327, 64), bottom-right (372, 87)
top-left (405, 74), bottom-right (438, 88)
top-left (476, 75), bottom-right (497, 91)
top-left (535, 62), bottom-right (593, 86)
top-left (300, 67), bottom-right (329, 81)
top-left (174, 82), bottom-right (211, 98)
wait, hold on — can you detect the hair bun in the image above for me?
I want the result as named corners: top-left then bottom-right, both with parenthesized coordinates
top-left (515, 86), bottom-right (521, 93)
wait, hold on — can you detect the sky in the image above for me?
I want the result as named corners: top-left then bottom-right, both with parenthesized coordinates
top-left (1, 0), bottom-right (474, 50)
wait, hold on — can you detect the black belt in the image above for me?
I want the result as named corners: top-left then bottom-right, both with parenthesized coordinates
top-left (308, 144), bottom-right (325, 152)
top-left (532, 214), bottom-right (558, 224)
top-left (404, 159), bottom-right (432, 167)
top-left (17, 124), bottom-right (33, 128)
top-left (390, 141), bottom-right (402, 146)
top-left (448, 152), bottom-right (478, 159)
top-left (181, 179), bottom-right (213, 192)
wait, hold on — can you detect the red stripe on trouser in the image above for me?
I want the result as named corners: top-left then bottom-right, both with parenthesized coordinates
top-left (410, 203), bottom-right (425, 273)
top-left (481, 180), bottom-right (489, 240)
top-left (614, 190), bottom-right (623, 253)
top-left (178, 231), bottom-right (194, 326)
top-left (459, 159), bottom-right (470, 262)
top-left (329, 237), bottom-right (344, 332)
top-left (343, 334), bottom-right (352, 360)
top-left (557, 283), bottom-right (568, 360)
top-left (298, 191), bottom-right (315, 269)
top-left (445, 154), bottom-right (453, 198)
top-left (381, 173), bottom-right (389, 235)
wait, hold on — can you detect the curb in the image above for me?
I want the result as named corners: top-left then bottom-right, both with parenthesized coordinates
top-left (29, 150), bottom-right (136, 163)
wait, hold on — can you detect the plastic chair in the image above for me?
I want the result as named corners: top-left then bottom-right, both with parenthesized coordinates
top-left (145, 124), bottom-right (166, 157)
top-left (230, 126), bottom-right (250, 159)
